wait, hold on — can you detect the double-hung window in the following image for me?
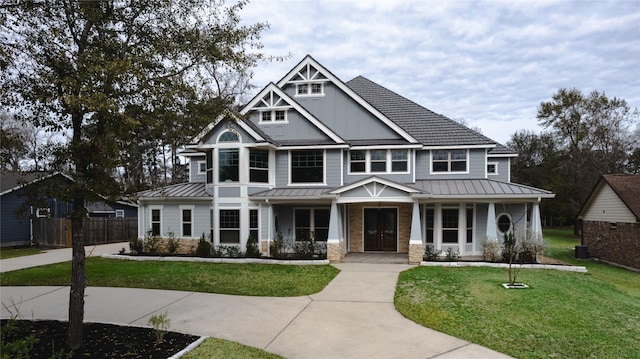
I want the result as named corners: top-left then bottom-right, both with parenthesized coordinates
top-left (350, 150), bottom-right (366, 173)
top-left (370, 150), bottom-right (387, 172)
top-left (261, 110), bottom-right (287, 123)
top-left (219, 210), bottom-right (240, 244)
top-left (294, 208), bottom-right (330, 241)
top-left (441, 208), bottom-right (459, 243)
top-left (249, 209), bottom-right (259, 241)
top-left (432, 149), bottom-right (467, 173)
top-left (151, 208), bottom-right (162, 236)
top-left (182, 208), bottom-right (193, 237)
top-left (391, 150), bottom-right (408, 172)
top-left (348, 149), bottom-right (409, 173)
top-left (291, 150), bottom-right (324, 183)
top-left (296, 83), bottom-right (324, 96)
top-left (249, 149), bottom-right (269, 183)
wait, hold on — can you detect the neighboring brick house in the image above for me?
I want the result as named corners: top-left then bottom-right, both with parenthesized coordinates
top-left (137, 55), bottom-right (555, 263)
top-left (579, 174), bottom-right (640, 270)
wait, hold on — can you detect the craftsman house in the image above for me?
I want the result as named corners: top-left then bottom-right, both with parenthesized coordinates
top-left (137, 55), bottom-right (554, 263)
top-left (579, 174), bottom-right (640, 270)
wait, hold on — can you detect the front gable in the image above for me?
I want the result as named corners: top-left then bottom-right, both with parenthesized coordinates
top-left (581, 180), bottom-right (637, 223)
top-left (329, 176), bottom-right (421, 203)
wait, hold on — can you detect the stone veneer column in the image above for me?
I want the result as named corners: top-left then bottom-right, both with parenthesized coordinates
top-left (327, 201), bottom-right (343, 263)
top-left (408, 202), bottom-right (424, 264)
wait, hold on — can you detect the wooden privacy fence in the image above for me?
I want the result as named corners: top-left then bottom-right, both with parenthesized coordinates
top-left (33, 218), bottom-right (137, 247)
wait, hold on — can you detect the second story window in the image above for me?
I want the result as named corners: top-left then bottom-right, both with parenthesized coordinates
top-left (432, 149), bottom-right (467, 173)
top-left (296, 82), bottom-right (324, 96)
top-left (260, 110), bottom-right (287, 123)
top-left (291, 150), bottom-right (324, 183)
top-left (348, 149), bottom-right (409, 174)
top-left (487, 162), bottom-right (498, 175)
top-left (391, 150), bottom-right (408, 172)
top-left (219, 149), bottom-right (239, 182)
top-left (249, 149), bottom-right (269, 183)
top-left (350, 150), bottom-right (366, 172)
top-left (370, 150), bottom-right (387, 172)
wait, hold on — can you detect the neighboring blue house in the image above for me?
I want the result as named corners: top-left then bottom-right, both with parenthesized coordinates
top-left (137, 55), bottom-right (554, 263)
top-left (0, 171), bottom-right (137, 247)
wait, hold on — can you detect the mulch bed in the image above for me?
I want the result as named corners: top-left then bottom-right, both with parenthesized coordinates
top-left (1, 320), bottom-right (199, 358)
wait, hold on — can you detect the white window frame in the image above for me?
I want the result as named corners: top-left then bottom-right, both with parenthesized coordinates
top-left (487, 162), bottom-right (499, 176)
top-left (259, 109), bottom-right (289, 124)
top-left (347, 149), bottom-right (410, 175)
top-left (249, 148), bottom-right (270, 183)
top-left (219, 209), bottom-right (241, 244)
top-left (149, 205), bottom-right (163, 237)
top-left (430, 149), bottom-right (469, 174)
top-left (289, 149), bottom-right (326, 186)
top-left (180, 205), bottom-right (195, 238)
top-left (441, 207), bottom-right (460, 244)
top-left (295, 82), bottom-right (325, 97)
top-left (197, 160), bottom-right (206, 175)
top-left (293, 207), bottom-right (330, 242)
top-left (36, 207), bottom-right (51, 218)
top-left (115, 209), bottom-right (125, 218)
top-left (497, 213), bottom-right (513, 235)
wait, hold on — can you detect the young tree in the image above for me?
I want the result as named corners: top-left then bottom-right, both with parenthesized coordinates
top-left (1, 0), bottom-right (269, 349)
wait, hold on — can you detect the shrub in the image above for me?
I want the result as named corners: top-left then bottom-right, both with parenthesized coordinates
top-left (482, 239), bottom-right (500, 262)
top-left (166, 231), bottom-right (179, 255)
top-left (144, 230), bottom-right (161, 255)
top-left (444, 247), bottom-right (460, 261)
top-left (221, 245), bottom-right (244, 258)
top-left (195, 233), bottom-right (211, 257)
top-left (147, 311), bottom-right (170, 344)
top-left (1, 302), bottom-right (38, 358)
top-left (245, 236), bottom-right (261, 258)
top-left (129, 237), bottom-right (143, 254)
top-left (423, 244), bottom-right (442, 261)
top-left (269, 232), bottom-right (288, 259)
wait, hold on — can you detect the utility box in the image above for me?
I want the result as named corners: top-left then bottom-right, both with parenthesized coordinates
top-left (575, 245), bottom-right (590, 259)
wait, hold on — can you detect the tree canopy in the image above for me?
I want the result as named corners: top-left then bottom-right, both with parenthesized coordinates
top-left (1, 0), bottom-right (270, 349)
top-left (509, 88), bottom-right (639, 229)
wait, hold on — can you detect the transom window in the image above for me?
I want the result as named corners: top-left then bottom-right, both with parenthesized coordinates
top-left (291, 150), bottom-right (324, 183)
top-left (219, 131), bottom-right (239, 142)
top-left (260, 110), bottom-right (287, 123)
top-left (296, 82), bottom-right (324, 96)
top-left (219, 209), bottom-right (240, 244)
top-left (249, 149), bottom-right (269, 183)
top-left (349, 149), bottom-right (409, 173)
top-left (432, 149), bottom-right (467, 173)
top-left (219, 148), bottom-right (239, 182)
top-left (295, 208), bottom-right (330, 241)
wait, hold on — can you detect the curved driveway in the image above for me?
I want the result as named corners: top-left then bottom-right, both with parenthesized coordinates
top-left (1, 244), bottom-right (512, 358)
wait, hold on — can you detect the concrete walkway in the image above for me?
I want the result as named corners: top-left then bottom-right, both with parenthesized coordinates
top-left (0, 245), bottom-right (513, 358)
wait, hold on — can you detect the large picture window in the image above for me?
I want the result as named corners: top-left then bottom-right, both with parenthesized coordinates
top-left (442, 208), bottom-right (459, 243)
top-left (219, 210), bottom-right (240, 244)
top-left (291, 150), bottom-right (324, 183)
top-left (249, 149), bottom-right (269, 183)
top-left (432, 149), bottom-right (467, 173)
top-left (294, 208), bottom-right (330, 241)
top-left (219, 149), bottom-right (239, 182)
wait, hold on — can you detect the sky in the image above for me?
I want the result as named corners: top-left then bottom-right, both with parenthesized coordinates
top-left (238, 0), bottom-right (640, 145)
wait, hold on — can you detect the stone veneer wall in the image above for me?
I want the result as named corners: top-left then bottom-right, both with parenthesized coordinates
top-left (583, 221), bottom-right (640, 270)
top-left (347, 203), bottom-right (412, 253)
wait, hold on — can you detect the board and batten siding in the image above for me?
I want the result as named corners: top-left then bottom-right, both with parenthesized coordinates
top-left (583, 184), bottom-right (636, 223)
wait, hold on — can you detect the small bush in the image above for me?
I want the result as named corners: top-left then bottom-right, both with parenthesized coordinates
top-left (221, 245), bottom-right (244, 258)
top-left (245, 236), bottom-right (261, 258)
top-left (129, 237), bottom-right (143, 254)
top-left (195, 234), bottom-right (211, 257)
top-left (144, 230), bottom-right (161, 255)
top-left (423, 244), bottom-right (442, 261)
top-left (482, 239), bottom-right (500, 262)
top-left (269, 232), bottom-right (288, 259)
top-left (444, 247), bottom-right (460, 261)
top-left (166, 231), bottom-right (179, 255)
top-left (147, 311), bottom-right (170, 344)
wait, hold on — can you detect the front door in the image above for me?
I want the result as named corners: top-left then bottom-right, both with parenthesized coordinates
top-left (364, 208), bottom-right (397, 251)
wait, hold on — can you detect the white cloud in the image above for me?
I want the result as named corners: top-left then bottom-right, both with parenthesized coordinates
top-left (240, 0), bottom-right (640, 144)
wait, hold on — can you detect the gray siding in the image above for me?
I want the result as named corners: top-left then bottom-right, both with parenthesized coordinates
top-left (218, 187), bottom-right (241, 198)
top-left (189, 156), bottom-right (207, 183)
top-left (326, 149), bottom-right (342, 187)
top-left (202, 120), bottom-right (257, 145)
top-left (282, 82), bottom-right (402, 141)
top-left (487, 157), bottom-right (510, 182)
top-left (249, 110), bottom-right (330, 142)
top-left (343, 150), bottom-right (414, 185)
top-left (275, 151), bottom-right (289, 187)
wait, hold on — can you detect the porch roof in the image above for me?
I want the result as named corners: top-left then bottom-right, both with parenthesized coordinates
top-left (249, 179), bottom-right (553, 201)
top-left (137, 182), bottom-right (211, 199)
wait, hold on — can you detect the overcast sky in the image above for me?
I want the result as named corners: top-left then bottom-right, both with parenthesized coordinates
top-left (239, 0), bottom-right (640, 145)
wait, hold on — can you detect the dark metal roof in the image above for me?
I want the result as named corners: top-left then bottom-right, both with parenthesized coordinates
top-left (412, 179), bottom-right (554, 198)
top-left (250, 187), bottom-right (335, 200)
top-left (138, 182), bottom-right (211, 198)
top-left (345, 76), bottom-right (499, 147)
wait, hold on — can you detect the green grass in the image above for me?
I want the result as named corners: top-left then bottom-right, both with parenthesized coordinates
top-left (0, 247), bottom-right (43, 259)
top-left (0, 257), bottom-right (339, 297)
top-left (543, 228), bottom-right (640, 298)
top-left (395, 266), bottom-right (640, 359)
top-left (183, 338), bottom-right (284, 359)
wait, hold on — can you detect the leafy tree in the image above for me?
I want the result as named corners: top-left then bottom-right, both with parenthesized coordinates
top-left (1, 0), bottom-right (269, 349)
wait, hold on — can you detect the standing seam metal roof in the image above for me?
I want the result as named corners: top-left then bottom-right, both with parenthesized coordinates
top-left (138, 182), bottom-right (211, 198)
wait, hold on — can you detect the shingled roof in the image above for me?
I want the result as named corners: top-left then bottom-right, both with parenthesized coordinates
top-left (601, 174), bottom-right (640, 220)
top-left (345, 76), bottom-right (503, 148)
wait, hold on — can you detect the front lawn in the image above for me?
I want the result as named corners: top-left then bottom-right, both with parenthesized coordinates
top-left (0, 257), bottom-right (339, 297)
top-left (0, 247), bottom-right (43, 259)
top-left (395, 266), bottom-right (639, 359)
top-left (183, 338), bottom-right (284, 359)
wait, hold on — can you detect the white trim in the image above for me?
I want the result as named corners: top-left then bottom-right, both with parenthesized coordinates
top-left (423, 144), bottom-right (495, 150)
top-left (361, 206), bottom-right (400, 252)
top-left (496, 212), bottom-right (513, 235)
top-left (330, 176), bottom-right (420, 195)
top-left (216, 130), bottom-right (242, 144)
top-left (190, 111), bottom-right (265, 145)
top-left (180, 205), bottom-right (195, 238)
top-left (115, 209), bottom-right (125, 218)
top-left (275, 56), bottom-right (417, 143)
top-left (288, 149), bottom-right (327, 186)
top-left (487, 161), bottom-right (499, 176)
top-left (278, 144), bottom-right (350, 150)
top-left (197, 160), bottom-right (206, 175)
top-left (293, 207), bottom-right (331, 242)
top-left (259, 109), bottom-right (289, 124)
top-left (347, 149), bottom-right (410, 175)
top-left (430, 149), bottom-right (470, 175)
top-left (149, 205), bottom-right (164, 236)
top-left (36, 207), bottom-right (51, 218)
